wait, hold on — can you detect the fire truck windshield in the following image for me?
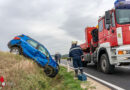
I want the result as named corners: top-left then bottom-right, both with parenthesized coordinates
top-left (116, 9), bottom-right (130, 24)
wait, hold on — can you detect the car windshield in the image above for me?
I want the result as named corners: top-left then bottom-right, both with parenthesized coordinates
top-left (116, 9), bottom-right (130, 24)
top-left (38, 45), bottom-right (49, 58)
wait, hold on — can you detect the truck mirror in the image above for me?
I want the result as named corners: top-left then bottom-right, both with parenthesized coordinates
top-left (107, 24), bottom-right (110, 30)
top-left (105, 11), bottom-right (111, 24)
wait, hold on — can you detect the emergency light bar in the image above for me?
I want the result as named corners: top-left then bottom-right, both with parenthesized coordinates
top-left (115, 0), bottom-right (130, 9)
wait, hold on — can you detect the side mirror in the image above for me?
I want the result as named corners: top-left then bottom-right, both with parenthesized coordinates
top-left (105, 11), bottom-right (111, 24)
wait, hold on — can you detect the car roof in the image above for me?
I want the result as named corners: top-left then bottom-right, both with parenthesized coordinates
top-left (20, 34), bottom-right (47, 48)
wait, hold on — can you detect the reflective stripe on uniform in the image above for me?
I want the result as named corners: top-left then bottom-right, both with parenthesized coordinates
top-left (79, 67), bottom-right (83, 69)
top-left (69, 47), bottom-right (81, 53)
top-left (74, 68), bottom-right (79, 70)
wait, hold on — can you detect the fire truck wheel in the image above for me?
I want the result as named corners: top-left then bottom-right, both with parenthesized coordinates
top-left (100, 54), bottom-right (115, 74)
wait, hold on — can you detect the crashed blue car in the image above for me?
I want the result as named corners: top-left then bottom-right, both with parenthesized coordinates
top-left (8, 34), bottom-right (59, 77)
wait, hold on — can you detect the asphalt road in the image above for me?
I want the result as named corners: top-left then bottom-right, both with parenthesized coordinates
top-left (61, 60), bottom-right (130, 90)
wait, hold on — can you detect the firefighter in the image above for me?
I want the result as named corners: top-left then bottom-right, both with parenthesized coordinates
top-left (55, 52), bottom-right (61, 64)
top-left (69, 41), bottom-right (83, 77)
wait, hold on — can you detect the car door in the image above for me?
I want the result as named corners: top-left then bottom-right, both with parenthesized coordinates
top-left (36, 45), bottom-right (50, 67)
top-left (23, 39), bottom-right (38, 59)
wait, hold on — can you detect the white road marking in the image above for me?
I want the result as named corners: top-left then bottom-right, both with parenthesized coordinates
top-left (60, 63), bottom-right (125, 90)
top-left (84, 72), bottom-right (125, 90)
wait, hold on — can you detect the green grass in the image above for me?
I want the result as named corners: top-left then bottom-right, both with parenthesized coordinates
top-left (0, 52), bottom-right (87, 90)
top-left (16, 66), bottom-right (84, 90)
top-left (57, 67), bottom-right (83, 90)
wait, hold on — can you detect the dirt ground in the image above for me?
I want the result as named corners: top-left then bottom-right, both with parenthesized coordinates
top-left (85, 78), bottom-right (111, 90)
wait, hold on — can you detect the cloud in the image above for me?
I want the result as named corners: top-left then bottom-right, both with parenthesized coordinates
top-left (0, 0), bottom-right (115, 54)
top-left (60, 0), bottom-right (115, 40)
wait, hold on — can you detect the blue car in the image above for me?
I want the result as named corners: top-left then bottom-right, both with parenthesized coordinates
top-left (8, 34), bottom-right (59, 77)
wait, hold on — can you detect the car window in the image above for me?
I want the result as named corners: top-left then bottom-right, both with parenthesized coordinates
top-left (38, 45), bottom-right (49, 57)
top-left (27, 40), bottom-right (38, 48)
top-left (99, 20), bottom-right (103, 32)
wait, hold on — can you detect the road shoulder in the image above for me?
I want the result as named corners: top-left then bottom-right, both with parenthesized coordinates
top-left (60, 63), bottom-right (111, 90)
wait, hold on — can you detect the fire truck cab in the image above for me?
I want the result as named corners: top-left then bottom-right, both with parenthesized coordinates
top-left (97, 2), bottom-right (130, 73)
top-left (81, 0), bottom-right (130, 74)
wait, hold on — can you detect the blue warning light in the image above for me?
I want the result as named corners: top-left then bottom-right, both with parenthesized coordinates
top-left (115, 0), bottom-right (130, 9)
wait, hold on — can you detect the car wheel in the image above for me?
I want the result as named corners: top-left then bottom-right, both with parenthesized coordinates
top-left (10, 47), bottom-right (21, 55)
top-left (100, 54), bottom-right (115, 74)
top-left (44, 65), bottom-right (59, 78)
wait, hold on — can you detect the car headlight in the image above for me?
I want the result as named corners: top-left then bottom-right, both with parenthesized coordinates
top-left (118, 50), bottom-right (130, 55)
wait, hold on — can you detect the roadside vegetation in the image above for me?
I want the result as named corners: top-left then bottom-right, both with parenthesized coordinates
top-left (61, 54), bottom-right (69, 60)
top-left (0, 51), bottom-right (94, 90)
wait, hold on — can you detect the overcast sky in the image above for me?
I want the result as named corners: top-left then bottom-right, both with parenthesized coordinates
top-left (0, 0), bottom-right (115, 55)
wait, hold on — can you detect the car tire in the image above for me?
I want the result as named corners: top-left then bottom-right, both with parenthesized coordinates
top-left (44, 65), bottom-right (59, 78)
top-left (10, 47), bottom-right (21, 55)
top-left (100, 54), bottom-right (115, 74)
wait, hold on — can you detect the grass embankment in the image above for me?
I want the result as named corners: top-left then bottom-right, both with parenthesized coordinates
top-left (0, 52), bottom-right (85, 90)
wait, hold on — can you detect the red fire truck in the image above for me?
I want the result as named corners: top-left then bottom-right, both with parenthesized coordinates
top-left (80, 0), bottom-right (130, 73)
